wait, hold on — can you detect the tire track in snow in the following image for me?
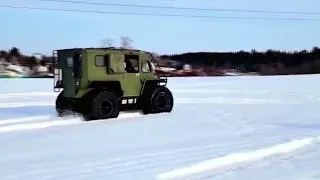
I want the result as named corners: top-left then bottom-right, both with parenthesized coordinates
top-left (0, 115), bottom-right (82, 133)
top-left (0, 102), bottom-right (54, 108)
top-left (156, 136), bottom-right (320, 179)
top-left (0, 115), bottom-right (53, 125)
top-left (0, 92), bottom-right (56, 99)
top-left (1, 134), bottom-right (311, 180)
top-left (0, 139), bottom-right (279, 179)
top-left (0, 113), bottom-right (144, 133)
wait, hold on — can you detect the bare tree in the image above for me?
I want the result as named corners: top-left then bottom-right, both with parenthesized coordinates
top-left (100, 38), bottom-right (115, 47)
top-left (120, 36), bottom-right (133, 49)
top-left (150, 52), bottom-right (159, 58)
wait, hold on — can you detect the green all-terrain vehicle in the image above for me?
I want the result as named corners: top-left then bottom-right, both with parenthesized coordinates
top-left (53, 47), bottom-right (174, 121)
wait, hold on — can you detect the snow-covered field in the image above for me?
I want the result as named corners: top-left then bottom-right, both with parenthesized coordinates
top-left (0, 75), bottom-right (320, 180)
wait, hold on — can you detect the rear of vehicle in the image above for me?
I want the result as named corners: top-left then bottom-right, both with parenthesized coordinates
top-left (53, 49), bottom-right (84, 98)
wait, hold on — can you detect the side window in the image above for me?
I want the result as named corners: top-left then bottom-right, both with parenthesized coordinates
top-left (124, 55), bottom-right (139, 73)
top-left (109, 54), bottom-right (125, 73)
top-left (66, 57), bottom-right (73, 67)
top-left (141, 61), bottom-right (152, 73)
top-left (95, 55), bottom-right (105, 67)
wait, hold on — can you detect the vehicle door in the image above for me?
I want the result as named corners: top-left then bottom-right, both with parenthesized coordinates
top-left (123, 54), bottom-right (141, 96)
top-left (61, 52), bottom-right (82, 97)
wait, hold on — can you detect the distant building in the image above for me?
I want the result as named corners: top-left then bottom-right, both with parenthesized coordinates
top-left (183, 64), bottom-right (192, 72)
top-left (31, 65), bottom-right (49, 76)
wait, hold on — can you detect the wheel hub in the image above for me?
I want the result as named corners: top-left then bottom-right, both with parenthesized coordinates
top-left (156, 93), bottom-right (168, 109)
top-left (99, 100), bottom-right (113, 116)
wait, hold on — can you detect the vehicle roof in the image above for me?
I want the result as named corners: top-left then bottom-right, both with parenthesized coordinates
top-left (55, 47), bottom-right (150, 54)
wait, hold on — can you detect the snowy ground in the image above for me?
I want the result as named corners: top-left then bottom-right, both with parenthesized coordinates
top-left (0, 75), bottom-right (320, 180)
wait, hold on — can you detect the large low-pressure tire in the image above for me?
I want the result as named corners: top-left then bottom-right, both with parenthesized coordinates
top-left (142, 86), bottom-right (174, 114)
top-left (55, 91), bottom-right (76, 117)
top-left (89, 90), bottom-right (120, 120)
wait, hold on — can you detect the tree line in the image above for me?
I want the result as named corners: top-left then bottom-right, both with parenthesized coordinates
top-left (0, 47), bottom-right (53, 70)
top-left (161, 46), bottom-right (320, 75)
top-left (1, 46), bottom-right (320, 75)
